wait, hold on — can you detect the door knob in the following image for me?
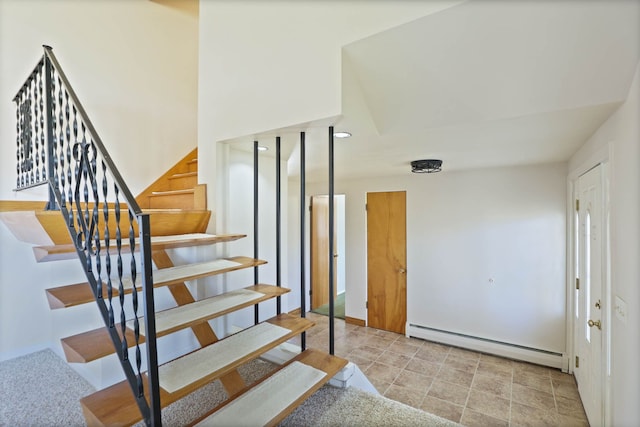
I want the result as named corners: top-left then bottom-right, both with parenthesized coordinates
top-left (587, 319), bottom-right (601, 330)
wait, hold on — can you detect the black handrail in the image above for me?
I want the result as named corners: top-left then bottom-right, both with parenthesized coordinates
top-left (13, 46), bottom-right (161, 426)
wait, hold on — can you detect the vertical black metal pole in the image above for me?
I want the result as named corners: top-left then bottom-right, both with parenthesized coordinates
top-left (43, 50), bottom-right (57, 211)
top-left (328, 126), bottom-right (335, 355)
top-left (300, 132), bottom-right (307, 351)
top-left (138, 213), bottom-right (161, 426)
top-left (276, 136), bottom-right (282, 315)
top-left (253, 141), bottom-right (260, 324)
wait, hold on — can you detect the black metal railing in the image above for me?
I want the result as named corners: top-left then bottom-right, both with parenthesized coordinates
top-left (13, 46), bottom-right (161, 426)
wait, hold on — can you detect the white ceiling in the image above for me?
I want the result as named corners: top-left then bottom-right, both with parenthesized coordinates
top-left (227, 0), bottom-right (640, 183)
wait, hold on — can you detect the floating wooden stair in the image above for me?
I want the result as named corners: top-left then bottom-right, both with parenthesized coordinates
top-left (34, 232), bottom-right (245, 263)
top-left (80, 314), bottom-right (320, 427)
top-left (28, 145), bottom-right (346, 427)
top-left (45, 256), bottom-right (265, 309)
top-left (60, 285), bottom-right (290, 363)
top-left (193, 349), bottom-right (348, 427)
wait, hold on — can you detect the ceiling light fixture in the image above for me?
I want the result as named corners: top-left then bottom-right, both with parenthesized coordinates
top-left (411, 159), bottom-right (442, 173)
top-left (333, 131), bottom-right (352, 138)
top-left (257, 146), bottom-right (268, 151)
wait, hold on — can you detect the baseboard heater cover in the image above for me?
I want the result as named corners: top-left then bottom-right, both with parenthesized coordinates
top-left (407, 323), bottom-right (567, 370)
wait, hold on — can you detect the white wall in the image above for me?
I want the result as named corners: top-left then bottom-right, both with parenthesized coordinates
top-left (197, 0), bottom-right (463, 219)
top-left (309, 163), bottom-right (568, 353)
top-left (217, 146), bottom-right (290, 330)
top-left (0, 0), bottom-right (199, 200)
top-left (569, 64), bottom-right (640, 427)
top-left (0, 0), bottom-right (199, 365)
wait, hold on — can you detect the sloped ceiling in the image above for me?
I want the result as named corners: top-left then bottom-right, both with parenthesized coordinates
top-left (232, 0), bottom-right (640, 182)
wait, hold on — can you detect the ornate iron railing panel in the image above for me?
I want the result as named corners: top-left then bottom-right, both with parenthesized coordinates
top-left (13, 46), bottom-right (161, 426)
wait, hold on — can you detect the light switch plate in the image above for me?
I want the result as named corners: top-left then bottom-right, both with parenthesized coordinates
top-left (614, 295), bottom-right (627, 323)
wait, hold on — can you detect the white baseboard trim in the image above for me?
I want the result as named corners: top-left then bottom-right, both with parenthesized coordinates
top-left (407, 323), bottom-right (567, 370)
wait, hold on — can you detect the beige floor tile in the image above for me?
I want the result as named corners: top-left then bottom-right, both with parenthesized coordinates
top-left (346, 353), bottom-right (374, 372)
top-left (363, 335), bottom-right (395, 350)
top-left (556, 413), bottom-right (590, 427)
top-left (514, 370), bottom-right (553, 393)
top-left (364, 361), bottom-right (402, 384)
top-left (388, 340), bottom-right (421, 357)
top-left (422, 340), bottom-right (452, 353)
top-left (405, 356), bottom-right (442, 377)
top-left (436, 365), bottom-right (475, 388)
top-left (368, 377), bottom-right (391, 395)
top-left (465, 389), bottom-right (510, 421)
top-left (552, 378), bottom-right (581, 401)
top-left (395, 335), bottom-right (425, 346)
top-left (514, 360), bottom-right (552, 378)
top-left (510, 401), bottom-right (558, 427)
top-left (349, 345), bottom-right (384, 361)
top-left (427, 379), bottom-right (470, 406)
top-left (460, 408), bottom-right (509, 427)
top-left (549, 369), bottom-right (575, 383)
top-left (414, 346), bottom-right (449, 363)
top-left (477, 360), bottom-right (514, 382)
top-left (512, 383), bottom-right (556, 411)
top-left (315, 314), bottom-right (584, 427)
top-left (444, 354), bottom-right (479, 373)
top-left (471, 372), bottom-right (512, 400)
top-left (480, 353), bottom-right (514, 366)
top-left (376, 350), bottom-right (411, 369)
top-left (384, 384), bottom-right (426, 409)
top-left (448, 346), bottom-right (481, 361)
top-left (556, 395), bottom-right (588, 420)
top-left (420, 395), bottom-right (464, 423)
top-left (394, 369), bottom-right (433, 391)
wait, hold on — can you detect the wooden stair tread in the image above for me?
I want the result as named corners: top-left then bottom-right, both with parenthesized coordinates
top-left (150, 189), bottom-right (195, 196)
top-left (169, 172), bottom-right (197, 179)
top-left (34, 233), bottom-right (246, 262)
top-left (60, 285), bottom-right (290, 363)
top-left (194, 349), bottom-right (348, 427)
top-left (62, 325), bottom-right (143, 363)
top-left (45, 256), bottom-right (265, 309)
top-left (80, 314), bottom-right (313, 426)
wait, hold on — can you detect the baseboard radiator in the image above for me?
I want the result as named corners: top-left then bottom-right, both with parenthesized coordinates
top-left (407, 323), bottom-right (567, 371)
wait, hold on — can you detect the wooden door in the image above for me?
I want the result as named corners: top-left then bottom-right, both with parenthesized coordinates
top-left (310, 196), bottom-right (337, 309)
top-left (366, 191), bottom-right (407, 334)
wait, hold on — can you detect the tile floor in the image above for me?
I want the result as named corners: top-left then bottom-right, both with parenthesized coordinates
top-left (295, 312), bottom-right (589, 427)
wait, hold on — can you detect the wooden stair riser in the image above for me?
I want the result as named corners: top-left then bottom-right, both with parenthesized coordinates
top-left (169, 172), bottom-right (197, 191)
top-left (148, 192), bottom-right (195, 210)
top-left (147, 184), bottom-right (206, 211)
top-left (187, 159), bottom-right (198, 173)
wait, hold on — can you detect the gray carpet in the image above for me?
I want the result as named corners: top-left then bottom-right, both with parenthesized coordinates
top-left (1, 349), bottom-right (460, 427)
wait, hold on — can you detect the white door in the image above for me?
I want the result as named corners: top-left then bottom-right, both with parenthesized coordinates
top-left (575, 165), bottom-right (604, 426)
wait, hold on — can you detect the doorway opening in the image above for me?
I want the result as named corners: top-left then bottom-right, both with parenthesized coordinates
top-left (310, 194), bottom-right (346, 319)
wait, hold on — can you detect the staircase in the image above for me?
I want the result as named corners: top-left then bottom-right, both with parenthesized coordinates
top-left (9, 46), bottom-right (347, 426)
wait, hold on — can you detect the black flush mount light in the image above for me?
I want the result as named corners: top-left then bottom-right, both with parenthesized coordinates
top-left (411, 159), bottom-right (443, 173)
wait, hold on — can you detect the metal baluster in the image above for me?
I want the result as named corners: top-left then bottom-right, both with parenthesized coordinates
top-left (300, 131), bottom-right (306, 351)
top-left (128, 211), bottom-right (144, 397)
